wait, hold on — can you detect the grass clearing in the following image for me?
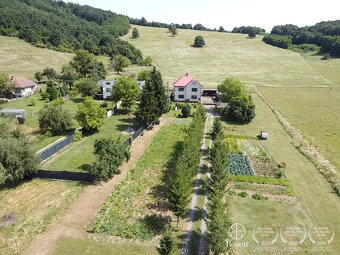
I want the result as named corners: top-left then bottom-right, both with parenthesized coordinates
top-left (92, 124), bottom-right (186, 240)
top-left (258, 86), bottom-right (340, 172)
top-left (50, 236), bottom-right (157, 255)
top-left (123, 25), bottom-right (330, 88)
top-left (0, 179), bottom-right (83, 254)
top-left (43, 110), bottom-right (136, 172)
top-left (222, 93), bottom-right (340, 254)
top-left (0, 36), bottom-right (72, 80)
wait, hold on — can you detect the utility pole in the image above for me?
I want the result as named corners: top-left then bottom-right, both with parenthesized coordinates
top-left (167, 81), bottom-right (170, 104)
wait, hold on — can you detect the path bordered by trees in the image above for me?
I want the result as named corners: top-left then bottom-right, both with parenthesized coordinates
top-left (183, 112), bottom-right (213, 255)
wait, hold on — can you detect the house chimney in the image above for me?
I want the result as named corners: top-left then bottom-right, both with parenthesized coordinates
top-left (10, 75), bottom-right (14, 81)
top-left (185, 73), bottom-right (188, 76)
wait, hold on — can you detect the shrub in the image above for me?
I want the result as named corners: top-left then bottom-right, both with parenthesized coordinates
top-left (73, 129), bottom-right (82, 142)
top-left (157, 227), bottom-right (175, 255)
top-left (181, 104), bottom-right (191, 117)
top-left (228, 190), bottom-right (237, 196)
top-left (194, 35), bottom-right (205, 47)
top-left (46, 81), bottom-right (59, 101)
top-left (238, 191), bottom-right (249, 197)
top-left (38, 105), bottom-right (72, 135)
top-left (252, 193), bottom-right (268, 200)
top-left (74, 78), bottom-right (99, 98)
top-left (40, 91), bottom-right (49, 101)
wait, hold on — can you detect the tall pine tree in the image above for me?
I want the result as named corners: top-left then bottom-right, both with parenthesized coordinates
top-left (136, 79), bottom-right (158, 126)
top-left (168, 164), bottom-right (191, 227)
top-left (150, 67), bottom-right (167, 116)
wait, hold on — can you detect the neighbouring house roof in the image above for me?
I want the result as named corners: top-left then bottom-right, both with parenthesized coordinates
top-left (173, 73), bottom-right (196, 87)
top-left (10, 76), bottom-right (36, 89)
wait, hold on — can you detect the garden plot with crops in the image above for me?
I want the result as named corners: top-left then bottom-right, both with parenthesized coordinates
top-left (227, 154), bottom-right (254, 176)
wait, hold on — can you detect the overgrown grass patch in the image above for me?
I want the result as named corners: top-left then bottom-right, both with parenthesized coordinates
top-left (0, 179), bottom-right (83, 254)
top-left (92, 124), bottom-right (186, 240)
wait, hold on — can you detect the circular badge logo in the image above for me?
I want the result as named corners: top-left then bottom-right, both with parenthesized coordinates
top-left (229, 223), bottom-right (246, 240)
top-left (280, 224), bottom-right (307, 245)
top-left (308, 223), bottom-right (334, 245)
top-left (252, 224), bottom-right (279, 245)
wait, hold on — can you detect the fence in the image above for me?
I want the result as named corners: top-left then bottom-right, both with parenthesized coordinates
top-left (123, 125), bottom-right (146, 145)
top-left (39, 132), bottom-right (75, 162)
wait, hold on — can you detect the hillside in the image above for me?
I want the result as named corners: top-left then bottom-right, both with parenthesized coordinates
top-left (0, 36), bottom-right (72, 80)
top-left (124, 25), bottom-right (337, 88)
top-left (0, 0), bottom-right (142, 63)
top-left (124, 25), bottom-right (340, 172)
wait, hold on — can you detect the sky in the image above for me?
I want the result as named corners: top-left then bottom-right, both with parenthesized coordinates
top-left (67, 0), bottom-right (340, 32)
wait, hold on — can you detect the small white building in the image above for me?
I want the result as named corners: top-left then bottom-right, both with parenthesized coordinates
top-left (98, 80), bottom-right (114, 99)
top-left (98, 80), bottom-right (145, 99)
top-left (10, 76), bottom-right (37, 98)
top-left (173, 73), bottom-right (202, 102)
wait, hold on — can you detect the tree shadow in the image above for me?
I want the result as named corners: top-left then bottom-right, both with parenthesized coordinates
top-left (71, 98), bottom-right (83, 104)
top-left (80, 164), bottom-right (92, 173)
top-left (139, 214), bottom-right (170, 235)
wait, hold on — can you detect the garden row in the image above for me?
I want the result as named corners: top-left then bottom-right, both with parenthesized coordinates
top-left (92, 124), bottom-right (187, 240)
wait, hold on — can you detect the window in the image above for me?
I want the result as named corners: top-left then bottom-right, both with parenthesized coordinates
top-left (106, 88), bottom-right (111, 92)
top-left (178, 95), bottom-right (185, 99)
top-left (178, 88), bottom-right (184, 91)
top-left (192, 88), bottom-right (197, 92)
top-left (106, 82), bottom-right (111, 85)
top-left (191, 95), bottom-right (197, 100)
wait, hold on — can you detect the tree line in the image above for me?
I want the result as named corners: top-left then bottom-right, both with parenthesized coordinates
top-left (231, 26), bottom-right (266, 34)
top-left (0, 0), bottom-right (143, 63)
top-left (264, 21), bottom-right (340, 56)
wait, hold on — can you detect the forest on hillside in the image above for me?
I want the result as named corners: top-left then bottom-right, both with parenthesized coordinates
top-left (0, 0), bottom-right (143, 63)
top-left (263, 21), bottom-right (340, 56)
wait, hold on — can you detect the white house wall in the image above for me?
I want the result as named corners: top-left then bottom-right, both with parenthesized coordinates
top-left (174, 81), bottom-right (202, 102)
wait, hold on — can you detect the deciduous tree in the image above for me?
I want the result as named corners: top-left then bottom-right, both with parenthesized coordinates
top-left (217, 77), bottom-right (247, 103)
top-left (38, 105), bottom-right (72, 135)
top-left (112, 76), bottom-right (140, 110)
top-left (75, 97), bottom-right (106, 131)
top-left (111, 55), bottom-right (130, 74)
top-left (74, 78), bottom-right (99, 98)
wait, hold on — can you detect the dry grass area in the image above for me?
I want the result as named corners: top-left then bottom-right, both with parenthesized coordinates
top-left (0, 179), bottom-right (83, 254)
top-left (0, 36), bottom-right (72, 80)
top-left (123, 25), bottom-right (331, 88)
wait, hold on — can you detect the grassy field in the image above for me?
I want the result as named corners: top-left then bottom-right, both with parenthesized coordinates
top-left (124, 26), bottom-right (340, 179)
top-left (0, 179), bottom-right (83, 254)
top-left (92, 124), bottom-right (187, 240)
top-left (222, 93), bottom-right (340, 254)
top-left (43, 110), bottom-right (136, 172)
top-left (0, 36), bottom-right (72, 80)
top-left (258, 86), bottom-right (340, 171)
top-left (123, 25), bottom-right (331, 88)
top-left (51, 236), bottom-right (157, 255)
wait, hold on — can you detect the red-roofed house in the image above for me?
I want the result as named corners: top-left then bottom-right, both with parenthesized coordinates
top-left (10, 76), bottom-right (37, 98)
top-left (173, 73), bottom-right (202, 102)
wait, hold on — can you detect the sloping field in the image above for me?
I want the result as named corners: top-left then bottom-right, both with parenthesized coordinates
top-left (124, 25), bottom-right (331, 88)
top-left (0, 36), bottom-right (72, 80)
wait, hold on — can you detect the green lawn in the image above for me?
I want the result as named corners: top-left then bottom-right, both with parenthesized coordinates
top-left (222, 93), bottom-right (340, 254)
top-left (44, 111), bottom-right (136, 172)
top-left (123, 25), bottom-right (329, 88)
top-left (1, 95), bottom-right (87, 151)
top-left (92, 124), bottom-right (186, 240)
top-left (0, 36), bottom-right (72, 81)
top-left (51, 236), bottom-right (157, 255)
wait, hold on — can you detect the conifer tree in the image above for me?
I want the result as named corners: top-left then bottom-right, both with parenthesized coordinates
top-left (157, 227), bottom-right (175, 255)
top-left (211, 117), bottom-right (223, 140)
top-left (168, 164), bottom-right (191, 227)
top-left (150, 67), bottom-right (167, 116)
top-left (136, 79), bottom-right (158, 126)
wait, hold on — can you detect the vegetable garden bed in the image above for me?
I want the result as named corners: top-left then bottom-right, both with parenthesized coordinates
top-left (227, 154), bottom-right (254, 176)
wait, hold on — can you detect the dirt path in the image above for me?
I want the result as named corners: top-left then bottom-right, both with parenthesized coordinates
top-left (24, 118), bottom-right (169, 255)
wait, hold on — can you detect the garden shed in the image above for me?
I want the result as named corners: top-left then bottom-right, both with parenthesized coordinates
top-left (0, 109), bottom-right (27, 118)
top-left (261, 130), bottom-right (268, 140)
